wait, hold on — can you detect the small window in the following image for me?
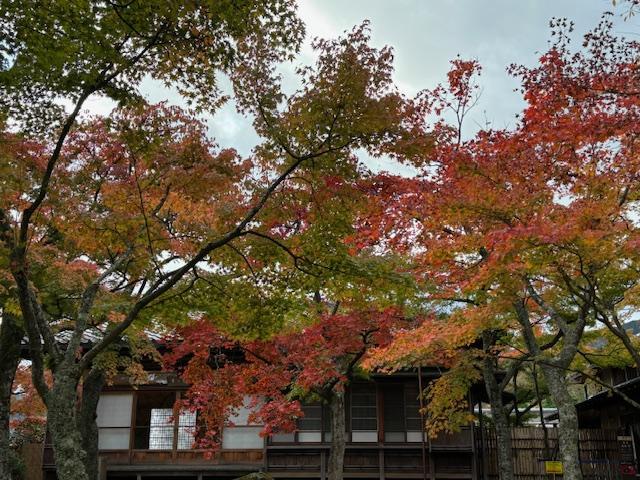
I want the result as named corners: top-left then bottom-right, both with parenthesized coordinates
top-left (135, 391), bottom-right (175, 450)
top-left (96, 393), bottom-right (133, 450)
top-left (177, 410), bottom-right (197, 450)
top-left (350, 383), bottom-right (377, 442)
top-left (133, 391), bottom-right (196, 450)
top-left (297, 403), bottom-right (322, 442)
top-left (383, 386), bottom-right (405, 442)
top-left (405, 384), bottom-right (423, 432)
top-left (149, 408), bottom-right (174, 449)
top-left (299, 404), bottom-right (322, 431)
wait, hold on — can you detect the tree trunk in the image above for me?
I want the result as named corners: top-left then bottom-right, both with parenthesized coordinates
top-left (513, 295), bottom-right (584, 480)
top-left (0, 312), bottom-right (24, 480)
top-left (533, 363), bottom-right (551, 458)
top-left (542, 365), bottom-right (582, 480)
top-left (327, 391), bottom-right (346, 480)
top-left (481, 355), bottom-right (514, 480)
top-left (47, 367), bottom-right (89, 480)
top-left (77, 369), bottom-right (105, 480)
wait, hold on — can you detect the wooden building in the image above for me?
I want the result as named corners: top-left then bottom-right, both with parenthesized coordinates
top-left (572, 367), bottom-right (640, 477)
top-left (42, 369), bottom-right (480, 480)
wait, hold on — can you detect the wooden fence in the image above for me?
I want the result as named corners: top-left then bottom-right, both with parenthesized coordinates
top-left (477, 427), bottom-right (625, 480)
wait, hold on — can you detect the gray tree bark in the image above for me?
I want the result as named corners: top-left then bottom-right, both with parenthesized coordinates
top-left (77, 369), bottom-right (105, 480)
top-left (514, 294), bottom-right (584, 480)
top-left (0, 312), bottom-right (24, 480)
top-left (47, 365), bottom-right (90, 480)
top-left (327, 391), bottom-right (346, 480)
top-left (542, 365), bottom-right (582, 480)
top-left (481, 351), bottom-right (514, 480)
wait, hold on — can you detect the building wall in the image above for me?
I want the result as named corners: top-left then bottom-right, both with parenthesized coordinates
top-left (46, 373), bottom-right (477, 480)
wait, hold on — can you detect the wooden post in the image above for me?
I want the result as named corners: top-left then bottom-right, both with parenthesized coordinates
top-left (172, 390), bottom-right (180, 459)
top-left (418, 367), bottom-right (429, 480)
top-left (129, 391), bottom-right (137, 464)
top-left (377, 384), bottom-right (385, 443)
top-left (470, 392), bottom-right (478, 480)
top-left (513, 375), bottom-right (519, 426)
top-left (320, 449), bottom-right (326, 480)
top-left (478, 401), bottom-right (488, 480)
top-left (99, 456), bottom-right (108, 480)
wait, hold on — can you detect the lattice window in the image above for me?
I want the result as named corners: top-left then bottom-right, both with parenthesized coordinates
top-left (405, 383), bottom-right (423, 431)
top-left (298, 404), bottom-right (322, 431)
top-left (177, 410), bottom-right (197, 450)
top-left (350, 383), bottom-right (377, 431)
top-left (149, 408), bottom-right (174, 450)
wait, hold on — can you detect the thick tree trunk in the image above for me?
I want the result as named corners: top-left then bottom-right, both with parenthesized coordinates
top-left (77, 369), bottom-right (105, 480)
top-left (481, 353), bottom-right (514, 480)
top-left (47, 368), bottom-right (90, 480)
top-left (327, 391), bottom-right (346, 480)
top-left (0, 313), bottom-right (24, 480)
top-left (532, 364), bottom-right (551, 458)
top-left (542, 365), bottom-right (582, 480)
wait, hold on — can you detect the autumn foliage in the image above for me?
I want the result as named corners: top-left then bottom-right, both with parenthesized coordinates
top-left (358, 16), bottom-right (640, 443)
top-left (164, 308), bottom-right (403, 449)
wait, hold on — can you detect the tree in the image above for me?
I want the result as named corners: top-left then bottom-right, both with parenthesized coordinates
top-left (0, 20), bottom-right (414, 480)
top-left (359, 59), bottom-right (522, 480)
top-left (165, 308), bottom-right (402, 480)
top-left (0, 0), bottom-right (304, 133)
top-left (0, 3), bottom-right (303, 478)
top-left (358, 17), bottom-right (640, 480)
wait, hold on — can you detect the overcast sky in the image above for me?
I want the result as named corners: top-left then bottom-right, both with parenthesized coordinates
top-left (86, 1), bottom-right (635, 173)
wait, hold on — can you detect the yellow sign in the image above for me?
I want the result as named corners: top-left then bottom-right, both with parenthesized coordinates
top-left (545, 461), bottom-right (564, 474)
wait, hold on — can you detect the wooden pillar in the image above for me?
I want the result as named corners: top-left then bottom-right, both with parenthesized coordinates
top-left (377, 384), bottom-right (385, 443)
top-left (379, 448), bottom-right (385, 480)
top-left (172, 390), bottom-right (180, 459)
top-left (478, 401), bottom-right (488, 480)
top-left (470, 401), bottom-right (478, 480)
top-left (262, 431), bottom-right (269, 474)
top-left (129, 391), bottom-right (137, 465)
top-left (376, 381), bottom-right (385, 480)
top-left (418, 368), bottom-right (427, 480)
top-left (320, 449), bottom-right (326, 480)
top-left (98, 457), bottom-right (108, 480)
top-left (429, 449), bottom-right (436, 480)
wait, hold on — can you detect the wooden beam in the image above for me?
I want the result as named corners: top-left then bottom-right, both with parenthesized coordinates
top-left (129, 391), bottom-right (138, 464)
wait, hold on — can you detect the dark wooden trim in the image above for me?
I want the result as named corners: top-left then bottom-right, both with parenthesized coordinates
top-left (378, 384), bottom-right (385, 443)
top-left (378, 448), bottom-right (385, 480)
top-left (129, 391), bottom-right (137, 464)
top-left (103, 384), bottom-right (188, 393)
top-left (172, 390), bottom-right (180, 458)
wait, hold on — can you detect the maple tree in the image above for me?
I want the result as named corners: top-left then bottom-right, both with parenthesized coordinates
top-left (0, 2), bottom-right (303, 478)
top-left (358, 16), bottom-right (640, 480)
top-left (0, 0), bottom-right (304, 134)
top-left (165, 308), bottom-right (403, 480)
top-left (0, 19), bottom-right (416, 480)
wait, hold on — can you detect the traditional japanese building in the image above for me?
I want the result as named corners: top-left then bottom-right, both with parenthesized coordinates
top-left (42, 369), bottom-right (481, 480)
